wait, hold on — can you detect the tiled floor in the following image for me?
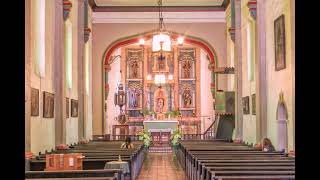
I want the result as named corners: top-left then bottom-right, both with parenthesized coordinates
top-left (137, 152), bottom-right (187, 180)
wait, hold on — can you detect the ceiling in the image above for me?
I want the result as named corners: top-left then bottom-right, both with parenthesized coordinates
top-left (94, 0), bottom-right (225, 7)
top-left (89, 0), bottom-right (230, 12)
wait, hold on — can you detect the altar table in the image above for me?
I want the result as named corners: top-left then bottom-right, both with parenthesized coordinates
top-left (143, 120), bottom-right (178, 144)
top-left (143, 120), bottom-right (179, 133)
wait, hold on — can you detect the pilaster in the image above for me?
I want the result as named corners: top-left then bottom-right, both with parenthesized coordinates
top-left (25, 0), bottom-right (32, 151)
top-left (255, 0), bottom-right (268, 142)
top-left (234, 0), bottom-right (243, 139)
top-left (54, 0), bottom-right (67, 145)
top-left (78, 0), bottom-right (85, 140)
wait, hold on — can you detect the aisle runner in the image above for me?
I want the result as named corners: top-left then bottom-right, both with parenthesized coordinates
top-left (148, 146), bottom-right (172, 153)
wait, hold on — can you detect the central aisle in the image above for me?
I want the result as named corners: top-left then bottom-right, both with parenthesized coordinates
top-left (137, 152), bottom-right (186, 180)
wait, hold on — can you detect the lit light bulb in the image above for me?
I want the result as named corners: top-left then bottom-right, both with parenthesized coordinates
top-left (177, 36), bottom-right (184, 45)
top-left (139, 38), bottom-right (145, 45)
top-left (168, 74), bottom-right (173, 80)
top-left (147, 74), bottom-right (152, 80)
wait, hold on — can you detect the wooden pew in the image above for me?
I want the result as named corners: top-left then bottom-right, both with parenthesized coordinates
top-left (29, 141), bottom-right (146, 180)
top-left (176, 141), bottom-right (295, 180)
top-left (25, 169), bottom-right (123, 180)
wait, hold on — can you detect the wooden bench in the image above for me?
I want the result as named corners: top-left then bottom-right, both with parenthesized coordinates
top-left (25, 169), bottom-right (123, 180)
top-left (29, 141), bottom-right (146, 180)
top-left (176, 141), bottom-right (295, 180)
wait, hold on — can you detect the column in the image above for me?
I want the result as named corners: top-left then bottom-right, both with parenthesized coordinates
top-left (234, 0), bottom-right (243, 139)
top-left (255, 0), bottom-right (267, 141)
top-left (54, 0), bottom-right (66, 145)
top-left (290, 0), bottom-right (295, 149)
top-left (78, 0), bottom-right (85, 140)
top-left (25, 0), bottom-right (32, 151)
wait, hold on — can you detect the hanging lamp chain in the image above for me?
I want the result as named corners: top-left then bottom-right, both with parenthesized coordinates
top-left (158, 0), bottom-right (165, 32)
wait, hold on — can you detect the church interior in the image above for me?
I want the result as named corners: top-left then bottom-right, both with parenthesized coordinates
top-left (25, 0), bottom-right (295, 179)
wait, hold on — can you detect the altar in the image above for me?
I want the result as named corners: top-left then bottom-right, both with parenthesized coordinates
top-left (143, 119), bottom-right (179, 133)
top-left (143, 120), bottom-right (179, 144)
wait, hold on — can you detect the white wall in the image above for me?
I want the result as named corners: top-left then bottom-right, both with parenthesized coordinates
top-left (30, 0), bottom-right (56, 154)
top-left (106, 48), bottom-right (122, 134)
top-left (265, 0), bottom-right (294, 150)
top-left (200, 49), bottom-right (215, 132)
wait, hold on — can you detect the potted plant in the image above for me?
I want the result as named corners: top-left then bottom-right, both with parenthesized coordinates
top-left (171, 128), bottom-right (182, 153)
top-left (137, 129), bottom-right (152, 148)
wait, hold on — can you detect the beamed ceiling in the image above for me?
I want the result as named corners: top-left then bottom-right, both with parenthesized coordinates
top-left (89, 0), bottom-right (230, 12)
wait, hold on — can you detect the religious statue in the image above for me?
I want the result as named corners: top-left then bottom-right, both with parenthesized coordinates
top-left (182, 60), bottom-right (192, 78)
top-left (130, 61), bottom-right (139, 78)
top-left (183, 89), bottom-right (192, 108)
top-left (156, 98), bottom-right (164, 113)
top-left (129, 90), bottom-right (140, 108)
top-left (158, 55), bottom-right (165, 71)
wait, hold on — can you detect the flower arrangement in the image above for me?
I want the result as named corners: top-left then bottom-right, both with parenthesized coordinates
top-left (137, 129), bottom-right (152, 147)
top-left (141, 108), bottom-right (156, 118)
top-left (165, 110), bottom-right (181, 118)
top-left (171, 128), bottom-right (182, 147)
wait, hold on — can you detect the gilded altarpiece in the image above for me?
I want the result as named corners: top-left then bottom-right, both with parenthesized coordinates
top-left (178, 48), bottom-right (197, 116)
top-left (125, 48), bottom-right (144, 118)
top-left (121, 46), bottom-right (201, 135)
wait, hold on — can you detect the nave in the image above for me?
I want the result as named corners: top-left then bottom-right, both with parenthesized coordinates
top-left (25, 138), bottom-right (295, 180)
top-left (25, 0), bottom-right (295, 179)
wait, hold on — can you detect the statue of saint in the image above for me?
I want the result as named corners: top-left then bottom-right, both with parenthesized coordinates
top-left (130, 90), bottom-right (140, 108)
top-left (156, 98), bottom-right (164, 113)
top-left (183, 89), bottom-right (192, 108)
top-left (182, 60), bottom-right (192, 78)
top-left (130, 61), bottom-right (139, 78)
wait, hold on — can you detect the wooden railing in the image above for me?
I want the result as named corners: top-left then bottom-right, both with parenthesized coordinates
top-left (181, 115), bottom-right (218, 140)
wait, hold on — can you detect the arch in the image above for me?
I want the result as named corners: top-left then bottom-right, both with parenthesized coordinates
top-left (276, 92), bottom-right (288, 152)
top-left (102, 30), bottom-right (218, 67)
top-left (101, 30), bottom-right (219, 134)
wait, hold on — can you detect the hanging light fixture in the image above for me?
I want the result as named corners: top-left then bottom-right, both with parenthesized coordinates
top-left (152, 0), bottom-right (171, 52)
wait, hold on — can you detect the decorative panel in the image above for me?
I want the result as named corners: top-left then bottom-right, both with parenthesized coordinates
top-left (126, 48), bottom-right (143, 79)
top-left (178, 48), bottom-right (197, 117)
top-left (126, 48), bottom-right (144, 118)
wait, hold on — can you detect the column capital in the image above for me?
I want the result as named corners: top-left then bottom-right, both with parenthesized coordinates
top-left (104, 64), bottom-right (111, 72)
top-left (247, 0), bottom-right (257, 20)
top-left (228, 27), bottom-right (236, 42)
top-left (63, 0), bottom-right (72, 21)
top-left (84, 27), bottom-right (91, 43)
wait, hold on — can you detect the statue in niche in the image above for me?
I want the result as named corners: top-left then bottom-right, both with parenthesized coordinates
top-left (183, 89), bottom-right (192, 108)
top-left (182, 60), bottom-right (192, 78)
top-left (129, 90), bottom-right (140, 108)
top-left (130, 61), bottom-right (139, 78)
top-left (153, 87), bottom-right (167, 120)
top-left (158, 55), bottom-right (165, 71)
top-left (156, 98), bottom-right (165, 113)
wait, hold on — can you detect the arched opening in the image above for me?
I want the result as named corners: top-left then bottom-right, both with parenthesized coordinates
top-left (101, 31), bottom-right (219, 135)
top-left (276, 92), bottom-right (288, 152)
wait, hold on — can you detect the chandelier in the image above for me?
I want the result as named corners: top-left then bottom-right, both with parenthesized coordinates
top-left (152, 0), bottom-right (171, 52)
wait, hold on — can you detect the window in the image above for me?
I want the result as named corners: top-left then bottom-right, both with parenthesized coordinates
top-left (65, 19), bottom-right (72, 89)
top-left (33, 0), bottom-right (46, 77)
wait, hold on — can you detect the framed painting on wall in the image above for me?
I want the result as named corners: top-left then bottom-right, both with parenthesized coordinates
top-left (31, 88), bottom-right (39, 116)
top-left (43, 92), bottom-right (54, 118)
top-left (274, 14), bottom-right (286, 71)
top-left (251, 94), bottom-right (256, 115)
top-left (242, 96), bottom-right (250, 115)
top-left (66, 98), bottom-right (69, 118)
top-left (71, 99), bottom-right (78, 117)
